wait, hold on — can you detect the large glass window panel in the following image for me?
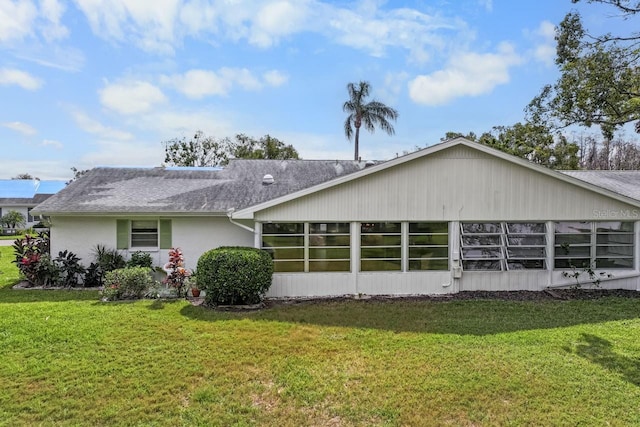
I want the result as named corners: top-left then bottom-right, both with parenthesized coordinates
top-left (460, 223), bottom-right (505, 271)
top-left (554, 221), bottom-right (634, 270)
top-left (262, 222), bottom-right (351, 273)
top-left (309, 222), bottom-right (351, 272)
top-left (361, 222), bottom-right (401, 271)
top-left (361, 259), bottom-right (402, 271)
top-left (461, 223), bottom-right (502, 234)
top-left (408, 222), bottom-right (449, 271)
top-left (262, 222), bottom-right (305, 272)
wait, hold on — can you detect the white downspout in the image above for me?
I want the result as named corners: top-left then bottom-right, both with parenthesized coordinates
top-left (226, 208), bottom-right (255, 233)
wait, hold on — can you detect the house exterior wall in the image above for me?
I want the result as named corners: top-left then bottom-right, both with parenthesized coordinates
top-left (50, 215), bottom-right (253, 271)
top-left (256, 146), bottom-right (640, 297)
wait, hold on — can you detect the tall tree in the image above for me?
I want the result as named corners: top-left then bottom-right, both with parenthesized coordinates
top-left (228, 134), bottom-right (300, 161)
top-left (526, 1), bottom-right (640, 139)
top-left (163, 130), bottom-right (229, 167)
top-left (12, 173), bottom-right (38, 180)
top-left (343, 81), bottom-right (398, 161)
top-left (442, 123), bottom-right (580, 170)
top-left (163, 131), bottom-right (300, 167)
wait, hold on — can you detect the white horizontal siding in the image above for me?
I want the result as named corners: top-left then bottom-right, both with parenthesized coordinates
top-left (256, 145), bottom-right (639, 222)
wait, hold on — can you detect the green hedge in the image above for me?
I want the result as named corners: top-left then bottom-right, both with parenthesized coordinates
top-left (196, 246), bottom-right (273, 306)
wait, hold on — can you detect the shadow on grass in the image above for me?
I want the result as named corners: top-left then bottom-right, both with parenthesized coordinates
top-left (572, 333), bottom-right (640, 387)
top-left (180, 297), bottom-right (640, 336)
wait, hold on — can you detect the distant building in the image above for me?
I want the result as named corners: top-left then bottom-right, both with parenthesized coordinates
top-left (0, 179), bottom-right (66, 231)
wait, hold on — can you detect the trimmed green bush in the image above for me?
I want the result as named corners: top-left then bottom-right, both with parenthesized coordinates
top-left (196, 246), bottom-right (273, 306)
top-left (127, 251), bottom-right (154, 269)
top-left (102, 266), bottom-right (153, 301)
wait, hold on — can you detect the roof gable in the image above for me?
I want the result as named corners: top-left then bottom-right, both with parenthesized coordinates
top-left (232, 138), bottom-right (640, 219)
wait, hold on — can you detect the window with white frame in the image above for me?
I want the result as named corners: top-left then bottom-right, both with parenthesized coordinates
top-left (130, 220), bottom-right (159, 248)
top-left (460, 222), bottom-right (547, 271)
top-left (505, 223), bottom-right (547, 270)
top-left (27, 207), bottom-right (34, 223)
top-left (360, 222), bottom-right (402, 271)
top-left (309, 223), bottom-right (351, 272)
top-left (555, 221), bottom-right (634, 269)
top-left (261, 223), bottom-right (305, 272)
top-left (408, 222), bottom-right (449, 270)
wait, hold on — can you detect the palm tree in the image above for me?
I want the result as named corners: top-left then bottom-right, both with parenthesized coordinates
top-left (343, 81), bottom-right (398, 161)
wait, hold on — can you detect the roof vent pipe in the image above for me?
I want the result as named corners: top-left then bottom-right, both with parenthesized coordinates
top-left (262, 174), bottom-right (274, 185)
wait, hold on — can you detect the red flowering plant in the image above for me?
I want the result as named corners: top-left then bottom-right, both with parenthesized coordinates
top-left (163, 247), bottom-right (191, 297)
top-left (12, 231), bottom-right (52, 286)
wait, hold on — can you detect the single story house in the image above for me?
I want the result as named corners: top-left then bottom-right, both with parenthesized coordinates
top-left (33, 137), bottom-right (640, 297)
top-left (0, 179), bottom-right (66, 231)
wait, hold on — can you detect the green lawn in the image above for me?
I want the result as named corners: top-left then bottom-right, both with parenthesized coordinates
top-left (1, 246), bottom-right (640, 426)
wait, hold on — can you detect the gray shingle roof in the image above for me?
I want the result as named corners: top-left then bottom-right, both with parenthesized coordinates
top-left (34, 160), bottom-right (367, 215)
top-left (560, 170), bottom-right (640, 202)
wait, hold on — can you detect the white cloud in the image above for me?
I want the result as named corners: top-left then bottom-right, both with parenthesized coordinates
top-left (99, 80), bottom-right (167, 114)
top-left (42, 139), bottom-right (63, 149)
top-left (0, 0), bottom-right (37, 43)
top-left (162, 67), bottom-right (283, 98)
top-left (162, 69), bottom-right (233, 98)
top-left (249, 0), bottom-right (310, 47)
top-left (70, 0), bottom-right (469, 62)
top-left (2, 121), bottom-right (37, 136)
top-left (263, 70), bottom-right (288, 87)
top-left (0, 68), bottom-right (42, 90)
top-left (408, 42), bottom-right (523, 106)
top-left (531, 20), bottom-right (556, 66)
top-left (71, 110), bottom-right (134, 140)
top-left (40, 0), bottom-right (69, 41)
top-left (73, 0), bottom-right (182, 54)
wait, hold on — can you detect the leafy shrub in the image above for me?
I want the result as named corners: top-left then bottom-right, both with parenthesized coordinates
top-left (101, 266), bottom-right (153, 301)
top-left (13, 231), bottom-right (52, 286)
top-left (55, 250), bottom-right (86, 288)
top-left (128, 251), bottom-right (154, 269)
top-left (86, 245), bottom-right (127, 287)
top-left (196, 246), bottom-right (273, 306)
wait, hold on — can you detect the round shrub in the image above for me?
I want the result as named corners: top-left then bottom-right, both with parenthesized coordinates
top-left (196, 246), bottom-right (273, 306)
top-left (102, 266), bottom-right (153, 301)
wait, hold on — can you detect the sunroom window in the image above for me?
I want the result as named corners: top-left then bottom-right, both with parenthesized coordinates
top-left (461, 222), bottom-right (547, 271)
top-left (309, 223), bottom-right (351, 272)
top-left (555, 221), bottom-right (634, 269)
top-left (360, 222), bottom-right (402, 271)
top-left (408, 222), bottom-right (449, 270)
top-left (261, 223), bottom-right (304, 272)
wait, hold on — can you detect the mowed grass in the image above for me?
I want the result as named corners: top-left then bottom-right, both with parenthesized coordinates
top-left (1, 247), bottom-right (640, 426)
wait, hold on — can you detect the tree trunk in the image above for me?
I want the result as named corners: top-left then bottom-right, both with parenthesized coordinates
top-left (354, 126), bottom-right (360, 161)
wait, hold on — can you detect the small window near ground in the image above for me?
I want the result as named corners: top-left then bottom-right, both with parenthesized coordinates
top-left (408, 222), bottom-right (449, 270)
top-left (360, 222), bottom-right (402, 271)
top-left (131, 220), bottom-right (159, 248)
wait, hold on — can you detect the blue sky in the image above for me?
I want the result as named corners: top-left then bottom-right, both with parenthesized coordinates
top-left (0, 0), bottom-right (624, 179)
